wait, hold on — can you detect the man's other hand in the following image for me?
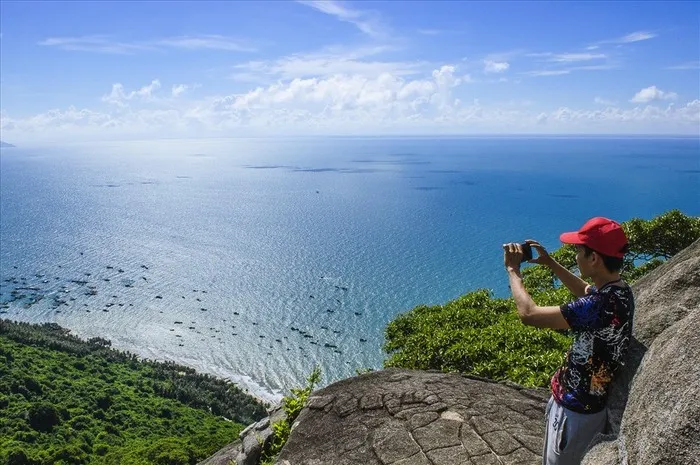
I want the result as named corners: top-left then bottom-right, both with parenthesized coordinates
top-left (503, 242), bottom-right (523, 271)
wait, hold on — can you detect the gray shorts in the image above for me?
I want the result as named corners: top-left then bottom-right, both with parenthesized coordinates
top-left (543, 396), bottom-right (606, 465)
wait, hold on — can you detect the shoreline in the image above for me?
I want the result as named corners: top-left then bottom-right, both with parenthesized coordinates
top-left (138, 345), bottom-right (285, 407)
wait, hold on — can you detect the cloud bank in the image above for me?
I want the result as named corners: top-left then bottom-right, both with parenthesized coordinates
top-left (2, 70), bottom-right (698, 143)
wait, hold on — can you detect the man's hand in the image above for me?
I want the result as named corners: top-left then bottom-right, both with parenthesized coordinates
top-left (503, 242), bottom-right (523, 272)
top-left (525, 239), bottom-right (589, 298)
top-left (524, 239), bottom-right (554, 267)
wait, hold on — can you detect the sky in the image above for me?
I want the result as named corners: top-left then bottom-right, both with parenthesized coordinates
top-left (0, 1), bottom-right (699, 143)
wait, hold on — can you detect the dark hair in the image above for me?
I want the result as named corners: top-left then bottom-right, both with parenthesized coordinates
top-left (582, 244), bottom-right (629, 272)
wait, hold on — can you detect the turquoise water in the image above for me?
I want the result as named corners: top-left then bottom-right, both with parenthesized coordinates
top-left (1, 137), bottom-right (698, 401)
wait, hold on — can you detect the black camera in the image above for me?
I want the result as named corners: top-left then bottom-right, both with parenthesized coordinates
top-left (520, 243), bottom-right (533, 263)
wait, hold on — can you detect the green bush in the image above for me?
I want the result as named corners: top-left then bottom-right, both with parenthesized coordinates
top-left (105, 438), bottom-right (197, 465)
top-left (384, 290), bottom-right (571, 387)
top-left (623, 209), bottom-right (700, 260)
top-left (28, 402), bottom-right (61, 432)
top-left (259, 367), bottom-right (321, 465)
top-left (2, 444), bottom-right (32, 465)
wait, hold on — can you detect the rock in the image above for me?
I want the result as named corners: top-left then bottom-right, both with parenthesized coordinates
top-left (275, 369), bottom-right (548, 464)
top-left (198, 406), bottom-right (286, 465)
top-left (582, 238), bottom-right (700, 465)
top-left (630, 238), bottom-right (700, 347)
top-left (624, 309), bottom-right (700, 464)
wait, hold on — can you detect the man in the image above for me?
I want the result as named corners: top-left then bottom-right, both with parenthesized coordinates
top-left (502, 217), bottom-right (635, 465)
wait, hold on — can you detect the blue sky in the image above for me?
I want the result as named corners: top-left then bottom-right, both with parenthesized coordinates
top-left (1, 1), bottom-right (699, 142)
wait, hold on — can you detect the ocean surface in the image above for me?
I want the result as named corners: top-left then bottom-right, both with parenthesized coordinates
top-left (1, 137), bottom-right (698, 402)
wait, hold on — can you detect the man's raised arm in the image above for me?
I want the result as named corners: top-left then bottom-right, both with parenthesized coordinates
top-left (526, 240), bottom-right (589, 298)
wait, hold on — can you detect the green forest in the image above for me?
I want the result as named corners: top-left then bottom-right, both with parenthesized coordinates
top-left (0, 320), bottom-right (267, 465)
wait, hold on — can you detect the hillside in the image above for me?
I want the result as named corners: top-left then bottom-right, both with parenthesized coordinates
top-left (0, 320), bottom-right (267, 465)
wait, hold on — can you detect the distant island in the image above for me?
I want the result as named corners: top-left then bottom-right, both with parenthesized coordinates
top-left (0, 141), bottom-right (15, 148)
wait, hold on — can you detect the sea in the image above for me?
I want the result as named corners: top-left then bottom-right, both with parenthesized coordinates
top-left (1, 136), bottom-right (698, 403)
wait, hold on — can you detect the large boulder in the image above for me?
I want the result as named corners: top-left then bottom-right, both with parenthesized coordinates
top-left (630, 237), bottom-right (700, 347)
top-left (583, 238), bottom-right (700, 465)
top-left (277, 370), bottom-right (549, 465)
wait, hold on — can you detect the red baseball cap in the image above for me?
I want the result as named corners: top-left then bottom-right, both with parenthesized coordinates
top-left (560, 217), bottom-right (628, 258)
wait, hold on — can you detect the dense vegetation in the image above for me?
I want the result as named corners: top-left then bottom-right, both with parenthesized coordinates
top-left (383, 209), bottom-right (700, 388)
top-left (0, 320), bottom-right (267, 465)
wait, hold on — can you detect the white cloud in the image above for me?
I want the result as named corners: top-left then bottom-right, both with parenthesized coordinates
top-left (38, 36), bottom-right (152, 54)
top-left (619, 31), bottom-right (657, 43)
top-left (0, 107), bottom-right (115, 133)
top-left (594, 97), bottom-right (617, 106)
top-left (172, 84), bottom-right (189, 97)
top-left (630, 86), bottom-right (678, 103)
top-left (133, 80), bottom-right (161, 98)
top-left (226, 64), bottom-right (463, 113)
top-left (396, 80), bottom-right (435, 100)
top-left (483, 60), bottom-right (509, 73)
top-left (667, 61), bottom-right (700, 70)
top-left (39, 34), bottom-right (255, 54)
top-left (297, 1), bottom-right (387, 38)
top-left (545, 100), bottom-right (699, 128)
top-left (432, 65), bottom-right (461, 87)
top-left (523, 63), bottom-right (617, 77)
top-left (102, 80), bottom-right (162, 106)
top-left (588, 31), bottom-right (658, 49)
top-left (546, 53), bottom-right (606, 63)
top-left (4, 99), bottom-right (699, 141)
top-left (523, 70), bottom-right (571, 77)
top-left (232, 46), bottom-right (426, 81)
top-left (154, 35), bottom-right (256, 52)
